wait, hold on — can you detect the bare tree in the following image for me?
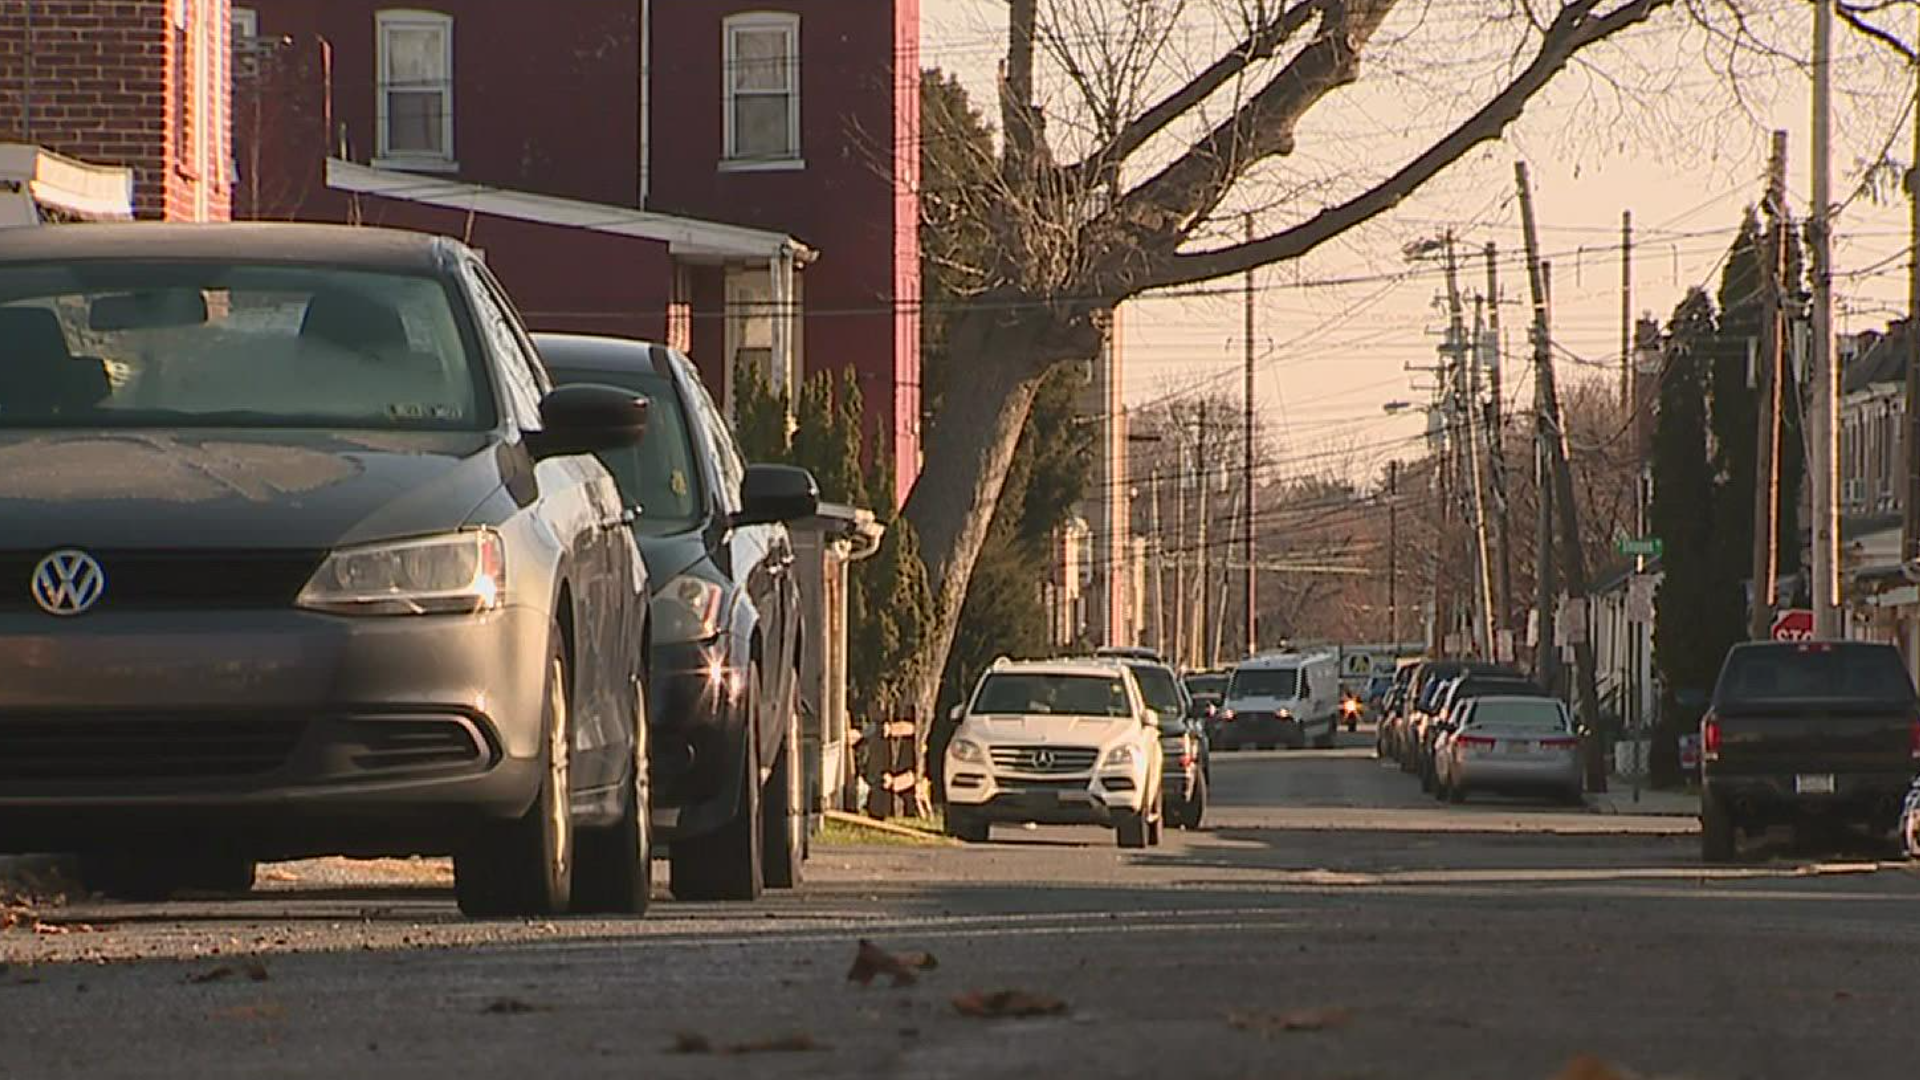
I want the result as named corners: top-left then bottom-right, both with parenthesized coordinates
top-left (906, 0), bottom-right (1697, 714)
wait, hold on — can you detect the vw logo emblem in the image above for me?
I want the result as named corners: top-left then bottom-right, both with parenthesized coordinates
top-left (1032, 749), bottom-right (1056, 770)
top-left (30, 550), bottom-right (106, 616)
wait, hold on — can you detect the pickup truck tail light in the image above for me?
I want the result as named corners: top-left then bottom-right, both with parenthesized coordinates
top-left (1702, 713), bottom-right (1721, 763)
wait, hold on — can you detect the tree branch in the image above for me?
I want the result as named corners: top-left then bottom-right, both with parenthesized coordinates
top-left (1143, 0), bottom-right (1670, 291)
top-left (1061, 0), bottom-right (1327, 186)
top-left (1837, 2), bottom-right (1918, 64)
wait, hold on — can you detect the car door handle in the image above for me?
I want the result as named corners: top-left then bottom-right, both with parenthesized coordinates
top-left (620, 507), bottom-right (640, 527)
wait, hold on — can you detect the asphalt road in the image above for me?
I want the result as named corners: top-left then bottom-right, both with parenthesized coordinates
top-left (3, 730), bottom-right (1916, 1079)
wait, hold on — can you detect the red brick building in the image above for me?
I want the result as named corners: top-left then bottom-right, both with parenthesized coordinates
top-left (0, 0), bottom-right (232, 221)
top-left (233, 0), bottom-right (922, 495)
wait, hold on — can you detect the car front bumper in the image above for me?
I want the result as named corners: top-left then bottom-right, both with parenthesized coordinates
top-left (944, 756), bottom-right (1151, 824)
top-left (0, 605), bottom-right (553, 856)
top-left (1705, 772), bottom-right (1915, 826)
top-left (1452, 753), bottom-right (1581, 791)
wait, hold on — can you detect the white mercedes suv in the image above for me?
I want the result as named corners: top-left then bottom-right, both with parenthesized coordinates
top-left (943, 658), bottom-right (1165, 848)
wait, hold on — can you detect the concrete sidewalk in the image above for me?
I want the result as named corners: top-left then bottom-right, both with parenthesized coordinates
top-left (1587, 780), bottom-right (1697, 817)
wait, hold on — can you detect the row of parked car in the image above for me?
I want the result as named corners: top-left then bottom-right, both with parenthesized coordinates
top-left (0, 223), bottom-right (820, 917)
top-left (1374, 659), bottom-right (1585, 806)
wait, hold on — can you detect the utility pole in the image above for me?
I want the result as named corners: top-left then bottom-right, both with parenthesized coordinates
top-left (1195, 401), bottom-right (1212, 667)
top-left (1388, 460), bottom-right (1400, 643)
top-left (1621, 211), bottom-right (1634, 413)
top-left (1810, 0), bottom-right (1841, 638)
top-left (1149, 463), bottom-right (1166, 658)
top-left (1484, 243), bottom-right (1514, 650)
top-left (1174, 434), bottom-right (1188, 669)
top-left (1518, 162), bottom-right (1604, 791)
top-left (1753, 131), bottom-right (1790, 640)
top-left (1904, 10), bottom-right (1920, 592)
top-left (1242, 213), bottom-right (1259, 659)
top-left (1454, 249), bottom-right (1497, 658)
top-left (1212, 479), bottom-right (1242, 665)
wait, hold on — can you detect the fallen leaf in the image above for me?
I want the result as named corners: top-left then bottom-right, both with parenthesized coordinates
top-left (1227, 1007), bottom-right (1354, 1035)
top-left (187, 966), bottom-right (236, 985)
top-left (209, 1002), bottom-right (286, 1021)
top-left (1550, 1055), bottom-right (1635, 1080)
top-left (725, 1034), bottom-right (824, 1054)
top-left (846, 939), bottom-right (938, 988)
top-left (951, 989), bottom-right (1069, 1019)
top-left (481, 997), bottom-right (542, 1015)
top-left (669, 1032), bottom-right (713, 1054)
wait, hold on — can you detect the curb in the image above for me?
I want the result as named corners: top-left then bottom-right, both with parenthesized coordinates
top-left (822, 810), bottom-right (961, 846)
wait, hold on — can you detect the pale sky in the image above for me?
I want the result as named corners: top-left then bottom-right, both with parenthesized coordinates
top-left (921, 0), bottom-right (1918, 486)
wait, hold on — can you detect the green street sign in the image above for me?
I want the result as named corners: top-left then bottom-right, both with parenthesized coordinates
top-left (1616, 536), bottom-right (1663, 558)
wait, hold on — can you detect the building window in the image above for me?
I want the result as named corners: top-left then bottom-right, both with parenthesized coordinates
top-left (232, 6), bottom-right (258, 40)
top-left (722, 12), bottom-right (801, 167)
top-left (377, 9), bottom-right (455, 168)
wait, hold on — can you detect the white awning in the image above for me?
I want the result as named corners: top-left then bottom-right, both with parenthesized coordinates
top-left (0, 144), bottom-right (135, 226)
top-left (325, 159), bottom-right (814, 264)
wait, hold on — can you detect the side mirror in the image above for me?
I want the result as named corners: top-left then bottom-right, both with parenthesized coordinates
top-left (735, 464), bottom-right (820, 527)
top-left (528, 384), bottom-right (648, 459)
top-left (948, 703), bottom-right (964, 722)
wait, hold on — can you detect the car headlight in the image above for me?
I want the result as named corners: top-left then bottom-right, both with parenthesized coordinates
top-left (296, 530), bottom-right (503, 616)
top-left (653, 573), bottom-right (727, 644)
top-left (1102, 744), bottom-right (1136, 768)
top-left (949, 738), bottom-right (986, 764)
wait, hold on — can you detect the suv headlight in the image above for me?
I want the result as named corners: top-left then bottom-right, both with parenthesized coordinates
top-left (654, 573), bottom-right (727, 644)
top-left (1102, 744), bottom-right (1136, 768)
top-left (297, 530), bottom-right (503, 616)
top-left (949, 738), bottom-right (986, 764)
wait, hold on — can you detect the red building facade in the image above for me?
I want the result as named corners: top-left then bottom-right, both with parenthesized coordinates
top-left (0, 0), bottom-right (233, 221)
top-left (234, 0), bottom-right (921, 495)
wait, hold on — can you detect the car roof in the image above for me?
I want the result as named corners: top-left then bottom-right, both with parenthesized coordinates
top-left (1236, 650), bottom-right (1333, 669)
top-left (0, 222), bottom-right (459, 272)
top-left (531, 332), bottom-right (672, 376)
top-left (987, 658), bottom-right (1132, 678)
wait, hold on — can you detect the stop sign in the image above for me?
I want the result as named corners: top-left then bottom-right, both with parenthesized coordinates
top-left (1770, 608), bottom-right (1815, 641)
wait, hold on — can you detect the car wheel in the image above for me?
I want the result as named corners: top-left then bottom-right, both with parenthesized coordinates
top-left (762, 677), bottom-right (805, 890)
top-left (1700, 795), bottom-right (1737, 864)
top-left (1316, 726), bottom-right (1337, 749)
top-left (670, 663), bottom-right (765, 902)
top-left (1146, 793), bottom-right (1165, 846)
top-left (572, 675), bottom-right (653, 915)
top-left (945, 808), bottom-right (990, 843)
top-left (1448, 779), bottom-right (1468, 805)
top-left (177, 854), bottom-right (258, 895)
top-left (456, 632), bottom-right (574, 917)
top-left (80, 851), bottom-right (183, 902)
top-left (1418, 760), bottom-right (1435, 793)
top-left (1115, 810), bottom-right (1148, 849)
top-left (1561, 784), bottom-right (1586, 808)
top-left (1185, 769), bottom-right (1208, 830)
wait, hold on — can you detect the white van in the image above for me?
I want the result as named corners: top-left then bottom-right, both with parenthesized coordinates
top-left (1213, 650), bottom-right (1341, 750)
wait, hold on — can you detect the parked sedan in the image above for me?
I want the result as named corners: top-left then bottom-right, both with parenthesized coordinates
top-left (1418, 671), bottom-right (1543, 791)
top-left (536, 333), bottom-right (818, 901)
top-left (1434, 696), bottom-right (1583, 804)
top-left (0, 224), bottom-right (654, 917)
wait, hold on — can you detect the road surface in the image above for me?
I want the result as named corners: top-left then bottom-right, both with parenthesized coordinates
top-left (3, 731), bottom-right (1915, 1078)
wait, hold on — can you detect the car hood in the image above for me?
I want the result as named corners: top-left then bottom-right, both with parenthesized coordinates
top-left (0, 429), bottom-right (504, 550)
top-left (964, 715), bottom-right (1140, 746)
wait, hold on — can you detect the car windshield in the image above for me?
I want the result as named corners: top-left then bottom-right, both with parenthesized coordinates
top-left (0, 262), bottom-right (489, 430)
top-left (549, 367), bottom-right (703, 535)
top-left (1452, 678), bottom-right (1545, 704)
top-left (1716, 645), bottom-right (1916, 705)
top-left (972, 673), bottom-right (1133, 718)
top-left (1229, 667), bottom-right (1299, 700)
top-left (1185, 674), bottom-right (1227, 699)
top-left (1466, 700), bottom-right (1569, 734)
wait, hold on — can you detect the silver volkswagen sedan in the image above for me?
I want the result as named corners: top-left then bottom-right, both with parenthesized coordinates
top-left (1434, 696), bottom-right (1584, 805)
top-left (0, 224), bottom-right (654, 918)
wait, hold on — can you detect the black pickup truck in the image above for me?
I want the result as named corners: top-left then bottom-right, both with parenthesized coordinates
top-left (1700, 641), bottom-right (1920, 862)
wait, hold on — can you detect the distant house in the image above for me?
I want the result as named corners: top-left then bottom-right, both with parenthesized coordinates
top-left (0, 0), bottom-right (232, 221)
top-left (233, 0), bottom-right (922, 497)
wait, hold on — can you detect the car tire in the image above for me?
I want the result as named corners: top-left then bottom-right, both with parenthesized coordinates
top-left (572, 675), bottom-right (653, 916)
top-left (456, 633), bottom-right (574, 918)
top-left (1418, 760), bottom-right (1435, 793)
top-left (1316, 726), bottom-right (1337, 749)
top-left (178, 854), bottom-right (258, 895)
top-left (945, 808), bottom-right (990, 843)
top-left (1700, 795), bottom-right (1737, 864)
top-left (1184, 769), bottom-right (1208, 830)
top-left (1560, 784), bottom-right (1586, 808)
top-left (762, 678), bottom-right (805, 890)
top-left (670, 663), bottom-right (765, 902)
top-left (1115, 810), bottom-right (1148, 849)
top-left (80, 851), bottom-right (182, 902)
top-left (1448, 780), bottom-right (1468, 804)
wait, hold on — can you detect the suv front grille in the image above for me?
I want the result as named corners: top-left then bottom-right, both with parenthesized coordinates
top-left (0, 550), bottom-right (325, 613)
top-left (989, 745), bottom-right (1098, 774)
top-left (0, 715), bottom-right (307, 781)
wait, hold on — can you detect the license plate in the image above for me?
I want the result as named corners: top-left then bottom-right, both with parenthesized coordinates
top-left (1058, 791), bottom-right (1093, 806)
top-left (1504, 741), bottom-right (1531, 755)
top-left (1795, 773), bottom-right (1836, 795)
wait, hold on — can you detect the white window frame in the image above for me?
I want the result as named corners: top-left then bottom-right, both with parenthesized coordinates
top-left (231, 6), bottom-right (258, 41)
top-left (375, 9), bottom-right (457, 172)
top-left (720, 11), bottom-right (802, 171)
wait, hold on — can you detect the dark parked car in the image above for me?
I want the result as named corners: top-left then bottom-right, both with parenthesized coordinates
top-left (536, 333), bottom-right (816, 900)
top-left (1700, 641), bottom-right (1920, 862)
top-left (1093, 657), bottom-right (1207, 829)
top-left (0, 224), bottom-right (654, 917)
top-left (1183, 671), bottom-right (1228, 716)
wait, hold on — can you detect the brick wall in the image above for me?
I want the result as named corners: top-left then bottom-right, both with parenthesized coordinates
top-left (0, 0), bottom-right (231, 221)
